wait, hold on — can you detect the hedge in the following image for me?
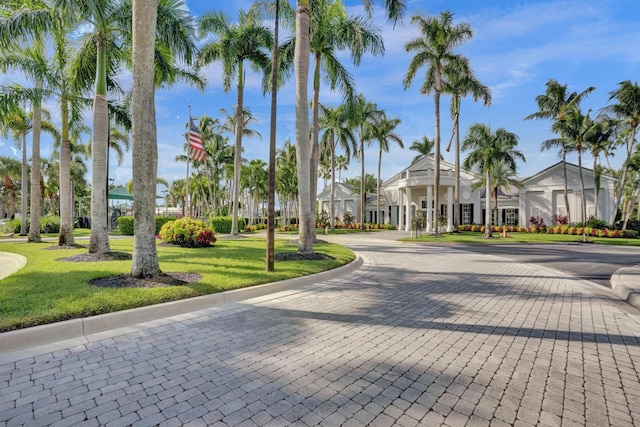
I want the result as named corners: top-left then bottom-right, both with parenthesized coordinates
top-left (209, 216), bottom-right (233, 234)
top-left (116, 216), bottom-right (175, 236)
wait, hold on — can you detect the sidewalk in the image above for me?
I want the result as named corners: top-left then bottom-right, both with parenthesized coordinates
top-left (1, 235), bottom-right (640, 426)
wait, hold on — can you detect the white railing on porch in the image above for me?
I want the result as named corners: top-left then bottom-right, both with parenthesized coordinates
top-left (400, 168), bottom-right (454, 179)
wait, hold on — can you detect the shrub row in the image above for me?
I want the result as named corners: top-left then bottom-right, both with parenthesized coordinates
top-left (457, 224), bottom-right (638, 238)
top-left (1, 216), bottom-right (61, 234)
top-left (116, 216), bottom-right (175, 236)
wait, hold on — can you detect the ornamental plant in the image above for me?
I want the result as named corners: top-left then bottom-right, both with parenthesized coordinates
top-left (159, 218), bottom-right (217, 248)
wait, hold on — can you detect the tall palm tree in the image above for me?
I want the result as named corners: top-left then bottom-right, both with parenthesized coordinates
top-left (293, 0), bottom-right (404, 253)
top-left (198, 9), bottom-right (272, 236)
top-left (319, 103), bottom-right (356, 230)
top-left (586, 114), bottom-right (617, 219)
top-left (55, 0), bottom-right (199, 254)
top-left (462, 123), bottom-right (524, 238)
top-left (525, 79), bottom-right (594, 224)
top-left (550, 104), bottom-right (593, 225)
top-left (368, 111), bottom-right (403, 225)
top-left (409, 136), bottom-right (435, 164)
top-left (603, 80), bottom-right (640, 225)
top-left (404, 11), bottom-right (472, 234)
top-left (444, 57), bottom-right (491, 227)
top-left (348, 93), bottom-right (381, 228)
top-left (1, 106), bottom-right (32, 235)
top-left (0, 1), bottom-right (52, 243)
top-left (304, 0), bottom-right (383, 230)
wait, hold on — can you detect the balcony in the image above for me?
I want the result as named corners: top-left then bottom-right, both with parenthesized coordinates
top-left (400, 168), bottom-right (454, 179)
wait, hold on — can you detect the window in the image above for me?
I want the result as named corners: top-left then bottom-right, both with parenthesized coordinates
top-left (505, 209), bottom-right (518, 226)
top-left (461, 204), bottom-right (473, 224)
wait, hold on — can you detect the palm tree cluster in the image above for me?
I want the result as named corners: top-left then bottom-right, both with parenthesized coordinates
top-left (527, 79), bottom-right (640, 230)
top-left (3, 0), bottom-right (636, 280)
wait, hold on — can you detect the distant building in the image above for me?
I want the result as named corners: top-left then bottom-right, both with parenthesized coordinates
top-left (317, 154), bottom-right (617, 230)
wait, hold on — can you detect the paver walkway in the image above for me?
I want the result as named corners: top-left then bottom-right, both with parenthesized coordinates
top-left (1, 235), bottom-right (640, 426)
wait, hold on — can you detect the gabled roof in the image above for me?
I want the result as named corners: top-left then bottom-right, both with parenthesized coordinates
top-left (317, 182), bottom-right (356, 199)
top-left (521, 160), bottom-right (617, 184)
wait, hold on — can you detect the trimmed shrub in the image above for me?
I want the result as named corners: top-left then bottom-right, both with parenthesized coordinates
top-left (3, 216), bottom-right (60, 234)
top-left (117, 217), bottom-right (135, 235)
top-left (155, 216), bottom-right (174, 234)
top-left (209, 216), bottom-right (233, 234)
top-left (159, 218), bottom-right (217, 248)
top-left (586, 216), bottom-right (608, 230)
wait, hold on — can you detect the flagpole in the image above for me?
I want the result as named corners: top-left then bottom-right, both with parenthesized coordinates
top-left (186, 103), bottom-right (191, 218)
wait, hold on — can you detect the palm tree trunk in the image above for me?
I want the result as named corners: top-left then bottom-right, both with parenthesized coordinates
top-left (360, 134), bottom-right (365, 229)
top-left (577, 150), bottom-right (587, 224)
top-left (561, 148), bottom-right (571, 224)
top-left (377, 147), bottom-right (382, 226)
top-left (433, 89), bottom-right (441, 234)
top-left (20, 133), bottom-right (28, 236)
top-left (131, 0), bottom-right (160, 277)
top-left (266, 0), bottom-right (279, 271)
top-left (454, 102), bottom-right (460, 228)
top-left (485, 169), bottom-right (492, 238)
top-left (59, 99), bottom-right (75, 246)
top-left (28, 80), bottom-right (43, 243)
top-left (231, 60), bottom-right (244, 236)
top-left (611, 130), bottom-right (637, 225)
top-left (89, 36), bottom-right (109, 253)
top-left (310, 53), bottom-right (321, 240)
top-left (593, 158), bottom-right (599, 219)
top-left (330, 143), bottom-right (336, 231)
top-left (295, 0), bottom-right (313, 254)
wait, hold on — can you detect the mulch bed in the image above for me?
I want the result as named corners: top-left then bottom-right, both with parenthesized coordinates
top-left (90, 272), bottom-right (201, 288)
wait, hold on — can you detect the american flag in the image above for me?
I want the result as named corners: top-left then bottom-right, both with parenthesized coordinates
top-left (189, 118), bottom-right (206, 162)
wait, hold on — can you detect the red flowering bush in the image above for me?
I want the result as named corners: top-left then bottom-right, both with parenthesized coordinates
top-left (159, 218), bottom-right (217, 248)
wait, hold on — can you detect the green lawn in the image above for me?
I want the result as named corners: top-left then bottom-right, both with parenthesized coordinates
top-left (0, 237), bottom-right (354, 332)
top-left (399, 230), bottom-right (640, 246)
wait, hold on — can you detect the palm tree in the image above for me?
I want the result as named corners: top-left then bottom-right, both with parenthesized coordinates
top-left (368, 111), bottom-right (403, 225)
top-left (471, 162), bottom-right (523, 230)
top-left (462, 123), bottom-right (524, 238)
top-left (586, 115), bottom-right (617, 219)
top-left (525, 79), bottom-right (594, 224)
top-left (335, 155), bottom-right (349, 182)
top-left (603, 80), bottom-right (640, 225)
top-left (54, 0), bottom-right (198, 254)
top-left (0, 106), bottom-right (30, 235)
top-left (292, 0), bottom-right (404, 253)
top-left (320, 103), bottom-right (356, 230)
top-left (0, 1), bottom-right (51, 243)
top-left (550, 104), bottom-right (594, 226)
top-left (198, 9), bottom-right (272, 236)
top-left (404, 11), bottom-right (472, 234)
top-left (303, 0), bottom-right (383, 230)
top-left (276, 140), bottom-right (298, 227)
top-left (409, 136), bottom-right (435, 164)
top-left (444, 57), bottom-right (491, 227)
top-left (0, 156), bottom-right (21, 220)
top-left (348, 93), bottom-right (381, 228)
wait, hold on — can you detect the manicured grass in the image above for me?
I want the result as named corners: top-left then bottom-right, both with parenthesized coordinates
top-left (0, 237), bottom-right (355, 332)
top-left (399, 230), bottom-right (640, 246)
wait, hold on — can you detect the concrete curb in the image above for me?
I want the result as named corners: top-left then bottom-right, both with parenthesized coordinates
top-left (0, 256), bottom-right (363, 354)
top-left (611, 265), bottom-right (640, 311)
top-left (0, 251), bottom-right (27, 280)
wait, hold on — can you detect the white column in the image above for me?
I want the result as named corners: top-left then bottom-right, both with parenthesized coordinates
top-left (426, 186), bottom-right (432, 233)
top-left (398, 190), bottom-right (404, 230)
top-left (405, 187), bottom-right (413, 232)
top-left (447, 186), bottom-right (454, 232)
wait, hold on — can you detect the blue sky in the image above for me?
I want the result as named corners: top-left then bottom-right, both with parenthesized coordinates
top-left (1, 0), bottom-right (639, 191)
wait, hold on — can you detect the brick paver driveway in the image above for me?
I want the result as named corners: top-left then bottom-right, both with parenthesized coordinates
top-left (2, 234), bottom-right (640, 426)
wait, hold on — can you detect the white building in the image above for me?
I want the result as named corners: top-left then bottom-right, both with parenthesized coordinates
top-left (317, 154), bottom-right (617, 231)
